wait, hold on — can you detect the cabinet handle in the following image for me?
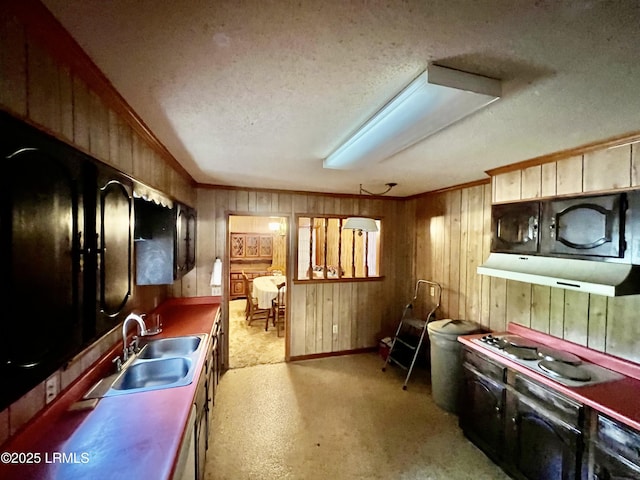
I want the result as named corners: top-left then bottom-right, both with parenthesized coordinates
top-left (77, 231), bottom-right (91, 255)
top-left (549, 217), bottom-right (556, 238)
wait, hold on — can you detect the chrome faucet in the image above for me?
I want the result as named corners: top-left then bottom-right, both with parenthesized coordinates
top-left (121, 313), bottom-right (148, 361)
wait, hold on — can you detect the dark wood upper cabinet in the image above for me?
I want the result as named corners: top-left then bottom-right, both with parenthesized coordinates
top-left (134, 198), bottom-right (175, 286)
top-left (491, 202), bottom-right (540, 254)
top-left (540, 193), bottom-right (625, 258)
top-left (1, 139), bottom-right (85, 407)
top-left (96, 168), bottom-right (133, 328)
top-left (175, 203), bottom-right (196, 279)
top-left (491, 192), bottom-right (638, 263)
top-left (134, 199), bottom-right (196, 285)
top-left (0, 111), bottom-right (133, 409)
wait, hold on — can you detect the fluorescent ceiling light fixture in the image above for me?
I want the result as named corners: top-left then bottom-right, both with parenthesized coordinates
top-left (343, 217), bottom-right (378, 234)
top-left (323, 64), bottom-right (501, 170)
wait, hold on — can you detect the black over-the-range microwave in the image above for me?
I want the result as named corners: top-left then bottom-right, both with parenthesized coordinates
top-left (491, 190), bottom-right (640, 264)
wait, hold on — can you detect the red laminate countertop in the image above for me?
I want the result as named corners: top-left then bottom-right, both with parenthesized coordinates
top-left (459, 322), bottom-right (640, 432)
top-left (0, 296), bottom-right (221, 480)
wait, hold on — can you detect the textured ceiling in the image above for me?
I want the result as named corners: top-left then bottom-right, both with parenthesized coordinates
top-left (42, 0), bottom-right (640, 197)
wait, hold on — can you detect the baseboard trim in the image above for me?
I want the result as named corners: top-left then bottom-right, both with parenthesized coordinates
top-left (289, 347), bottom-right (377, 362)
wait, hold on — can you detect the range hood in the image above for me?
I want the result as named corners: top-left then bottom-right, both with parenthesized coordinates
top-left (478, 253), bottom-right (640, 297)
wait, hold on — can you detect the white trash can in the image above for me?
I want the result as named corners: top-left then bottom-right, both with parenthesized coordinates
top-left (427, 319), bottom-right (483, 414)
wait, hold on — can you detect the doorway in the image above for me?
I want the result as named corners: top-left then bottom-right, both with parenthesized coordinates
top-left (227, 214), bottom-right (288, 368)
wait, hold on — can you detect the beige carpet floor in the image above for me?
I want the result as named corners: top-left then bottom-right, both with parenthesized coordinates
top-left (205, 352), bottom-right (509, 480)
top-left (228, 299), bottom-right (285, 369)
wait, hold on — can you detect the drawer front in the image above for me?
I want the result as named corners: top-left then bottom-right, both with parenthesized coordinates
top-left (596, 414), bottom-right (640, 466)
top-left (513, 373), bottom-right (582, 427)
top-left (463, 347), bottom-right (506, 383)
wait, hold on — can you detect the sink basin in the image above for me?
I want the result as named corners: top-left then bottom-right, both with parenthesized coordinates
top-left (138, 336), bottom-right (202, 359)
top-left (111, 357), bottom-right (191, 390)
top-left (84, 333), bottom-right (208, 398)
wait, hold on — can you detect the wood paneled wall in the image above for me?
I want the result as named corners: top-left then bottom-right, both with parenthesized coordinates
top-left (195, 188), bottom-right (414, 358)
top-left (411, 182), bottom-right (498, 330)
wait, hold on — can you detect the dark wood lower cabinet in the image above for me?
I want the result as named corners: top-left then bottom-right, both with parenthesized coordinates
top-left (459, 364), bottom-right (506, 460)
top-left (590, 414), bottom-right (640, 480)
top-left (460, 348), bottom-right (585, 480)
top-left (194, 369), bottom-right (208, 480)
top-left (506, 393), bottom-right (583, 480)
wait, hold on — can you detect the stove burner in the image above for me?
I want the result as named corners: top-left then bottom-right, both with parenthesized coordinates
top-left (537, 347), bottom-right (582, 365)
top-left (538, 360), bottom-right (592, 381)
top-left (503, 335), bottom-right (540, 350)
top-left (504, 345), bottom-right (540, 360)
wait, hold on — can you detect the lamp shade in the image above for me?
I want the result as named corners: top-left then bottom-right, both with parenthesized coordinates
top-left (324, 64), bottom-right (501, 170)
top-left (343, 217), bottom-right (378, 232)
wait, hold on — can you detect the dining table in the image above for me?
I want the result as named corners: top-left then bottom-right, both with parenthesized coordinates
top-left (252, 275), bottom-right (286, 309)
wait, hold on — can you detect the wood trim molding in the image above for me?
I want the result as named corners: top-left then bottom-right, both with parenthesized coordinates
top-left (486, 131), bottom-right (640, 177)
top-left (289, 347), bottom-right (377, 362)
top-left (7, 0), bottom-right (195, 185)
top-left (197, 182), bottom-right (405, 201)
top-left (406, 177), bottom-right (491, 200)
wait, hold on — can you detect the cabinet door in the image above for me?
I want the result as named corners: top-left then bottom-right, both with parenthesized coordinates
top-left (133, 198), bottom-right (175, 286)
top-left (592, 414), bottom-right (640, 478)
top-left (540, 193), bottom-right (625, 258)
top-left (95, 166), bottom-right (133, 333)
top-left (175, 204), bottom-right (188, 277)
top-left (175, 204), bottom-right (197, 278)
top-left (592, 444), bottom-right (640, 480)
top-left (230, 277), bottom-right (245, 298)
top-left (245, 234), bottom-right (259, 257)
top-left (194, 369), bottom-right (208, 480)
top-left (459, 364), bottom-right (506, 461)
top-left (507, 393), bottom-right (582, 480)
top-left (0, 134), bottom-right (85, 408)
top-left (259, 235), bottom-right (273, 257)
top-left (491, 202), bottom-right (540, 254)
top-left (186, 208), bottom-right (197, 271)
top-left (231, 233), bottom-right (245, 258)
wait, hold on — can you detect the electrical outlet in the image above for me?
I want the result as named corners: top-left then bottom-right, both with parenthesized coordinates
top-left (45, 374), bottom-right (60, 404)
top-left (332, 324), bottom-right (338, 334)
top-left (430, 286), bottom-right (435, 296)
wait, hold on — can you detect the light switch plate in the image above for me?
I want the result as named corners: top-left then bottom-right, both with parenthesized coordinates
top-left (332, 324), bottom-right (338, 334)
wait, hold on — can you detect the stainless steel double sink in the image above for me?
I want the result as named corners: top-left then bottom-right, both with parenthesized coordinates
top-left (85, 334), bottom-right (207, 398)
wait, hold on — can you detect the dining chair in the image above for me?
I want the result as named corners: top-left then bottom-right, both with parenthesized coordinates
top-left (242, 272), bottom-right (270, 326)
top-left (269, 281), bottom-right (286, 337)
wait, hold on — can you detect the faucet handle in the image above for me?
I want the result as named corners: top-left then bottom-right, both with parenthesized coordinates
top-left (112, 356), bottom-right (123, 372)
